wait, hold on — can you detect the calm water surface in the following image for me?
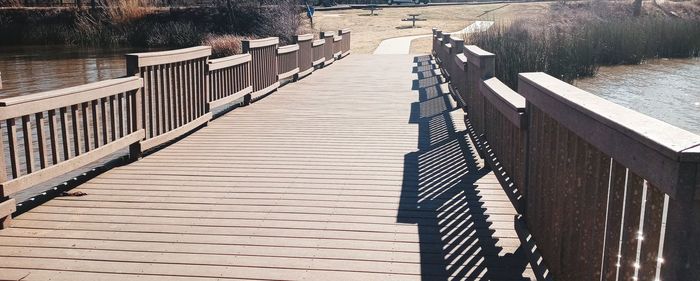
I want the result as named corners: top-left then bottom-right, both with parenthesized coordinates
top-left (576, 58), bottom-right (700, 135)
top-left (0, 46), bottom-right (153, 98)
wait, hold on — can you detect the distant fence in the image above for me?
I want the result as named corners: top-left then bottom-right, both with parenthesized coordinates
top-left (433, 28), bottom-right (700, 281)
top-left (0, 29), bottom-right (351, 228)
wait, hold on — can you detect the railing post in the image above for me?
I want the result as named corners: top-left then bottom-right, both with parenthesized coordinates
top-left (434, 30), bottom-right (443, 62)
top-left (464, 46), bottom-right (495, 137)
top-left (126, 57), bottom-right (143, 161)
top-left (320, 31), bottom-right (336, 67)
top-left (337, 29), bottom-right (351, 58)
top-left (294, 34), bottom-right (314, 78)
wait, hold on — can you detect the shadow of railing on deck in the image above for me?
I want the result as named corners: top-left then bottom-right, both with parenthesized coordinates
top-left (397, 55), bottom-right (530, 280)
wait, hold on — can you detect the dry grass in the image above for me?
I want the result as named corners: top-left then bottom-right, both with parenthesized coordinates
top-left (202, 34), bottom-right (248, 58)
top-left (308, 2), bottom-right (550, 54)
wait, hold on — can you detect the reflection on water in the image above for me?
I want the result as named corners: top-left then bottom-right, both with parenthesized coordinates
top-left (576, 58), bottom-right (700, 135)
top-left (0, 46), bottom-right (153, 98)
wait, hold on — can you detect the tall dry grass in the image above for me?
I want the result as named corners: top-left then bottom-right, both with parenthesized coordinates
top-left (466, 9), bottom-right (700, 89)
top-left (0, 0), bottom-right (303, 50)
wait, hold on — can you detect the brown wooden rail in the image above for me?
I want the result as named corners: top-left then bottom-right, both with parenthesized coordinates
top-left (333, 35), bottom-right (343, 60)
top-left (338, 29), bottom-right (352, 58)
top-left (243, 37), bottom-right (279, 100)
top-left (433, 32), bottom-right (700, 281)
top-left (312, 39), bottom-right (326, 68)
top-left (0, 77), bottom-right (145, 227)
top-left (0, 29), bottom-right (352, 229)
top-left (207, 54), bottom-right (253, 109)
top-left (320, 31), bottom-right (336, 67)
top-left (126, 46), bottom-right (212, 152)
top-left (277, 44), bottom-right (300, 81)
top-left (294, 34), bottom-right (314, 78)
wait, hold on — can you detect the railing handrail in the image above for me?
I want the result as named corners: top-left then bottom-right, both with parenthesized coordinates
top-left (0, 76), bottom-right (140, 108)
top-left (277, 44), bottom-right (300, 54)
top-left (320, 31), bottom-right (335, 38)
top-left (313, 39), bottom-right (325, 47)
top-left (208, 54), bottom-right (251, 71)
top-left (338, 28), bottom-right (351, 34)
top-left (333, 36), bottom-right (342, 42)
top-left (0, 77), bottom-right (142, 121)
top-left (464, 45), bottom-right (495, 63)
top-left (482, 77), bottom-right (526, 128)
top-left (126, 46), bottom-right (211, 68)
top-left (294, 34), bottom-right (314, 42)
top-left (243, 37), bottom-right (279, 50)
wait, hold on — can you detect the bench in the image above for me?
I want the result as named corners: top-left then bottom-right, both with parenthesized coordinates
top-left (402, 14), bottom-right (427, 28)
top-left (362, 5), bottom-right (383, 16)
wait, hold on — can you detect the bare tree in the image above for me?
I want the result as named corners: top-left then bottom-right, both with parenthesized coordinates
top-left (633, 0), bottom-right (643, 16)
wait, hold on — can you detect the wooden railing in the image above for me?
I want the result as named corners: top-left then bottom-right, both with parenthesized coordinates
top-left (243, 37), bottom-right (279, 100)
top-left (321, 31), bottom-right (336, 67)
top-left (338, 29), bottom-right (352, 58)
top-left (433, 32), bottom-right (700, 281)
top-left (0, 29), bottom-right (352, 229)
top-left (207, 54), bottom-right (253, 109)
top-left (312, 39), bottom-right (326, 68)
top-left (0, 77), bottom-right (144, 227)
top-left (277, 44), bottom-right (300, 81)
top-left (294, 34), bottom-right (315, 78)
top-left (333, 35), bottom-right (342, 60)
top-left (126, 46), bottom-right (211, 152)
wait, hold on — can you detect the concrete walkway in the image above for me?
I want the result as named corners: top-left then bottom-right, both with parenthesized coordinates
top-left (373, 21), bottom-right (494, 54)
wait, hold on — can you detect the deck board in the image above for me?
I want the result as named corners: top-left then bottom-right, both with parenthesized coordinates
top-left (0, 54), bottom-right (534, 280)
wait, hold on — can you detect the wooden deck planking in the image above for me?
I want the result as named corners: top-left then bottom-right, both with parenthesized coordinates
top-left (0, 55), bottom-right (534, 280)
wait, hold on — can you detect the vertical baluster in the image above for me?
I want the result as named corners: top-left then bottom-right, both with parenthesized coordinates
top-left (60, 108), bottom-right (71, 160)
top-left (147, 66), bottom-right (155, 138)
top-left (35, 112), bottom-right (48, 169)
top-left (193, 59), bottom-right (200, 117)
top-left (71, 105), bottom-right (81, 156)
top-left (125, 91), bottom-right (132, 134)
top-left (164, 63), bottom-right (171, 132)
top-left (154, 65), bottom-right (162, 136)
top-left (196, 59), bottom-right (203, 117)
top-left (176, 62), bottom-right (183, 127)
top-left (21, 116), bottom-right (35, 174)
top-left (0, 124), bottom-right (6, 183)
top-left (109, 96), bottom-right (116, 142)
top-left (81, 102), bottom-right (90, 152)
top-left (6, 119), bottom-right (21, 178)
top-left (100, 98), bottom-right (108, 145)
top-left (91, 100), bottom-right (101, 148)
top-left (118, 93), bottom-right (125, 138)
top-left (47, 109), bottom-right (59, 165)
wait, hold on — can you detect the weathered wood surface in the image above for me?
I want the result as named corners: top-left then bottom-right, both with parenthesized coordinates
top-left (0, 55), bottom-right (534, 280)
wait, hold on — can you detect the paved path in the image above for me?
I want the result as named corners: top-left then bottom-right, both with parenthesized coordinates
top-left (0, 54), bottom-right (532, 281)
top-left (373, 21), bottom-right (494, 54)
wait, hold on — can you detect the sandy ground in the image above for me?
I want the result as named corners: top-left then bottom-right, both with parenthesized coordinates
top-left (308, 2), bottom-right (551, 54)
top-left (374, 21), bottom-right (493, 54)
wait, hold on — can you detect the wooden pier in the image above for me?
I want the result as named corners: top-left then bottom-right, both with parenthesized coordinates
top-left (0, 28), bottom-right (698, 281)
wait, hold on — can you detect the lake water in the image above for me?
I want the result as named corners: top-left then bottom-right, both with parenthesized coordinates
top-left (0, 46), bottom-right (151, 98)
top-left (575, 58), bottom-right (700, 135)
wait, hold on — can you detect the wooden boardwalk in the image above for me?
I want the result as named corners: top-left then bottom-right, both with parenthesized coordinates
top-left (0, 55), bottom-right (533, 281)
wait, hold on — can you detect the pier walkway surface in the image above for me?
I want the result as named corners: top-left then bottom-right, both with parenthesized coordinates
top-left (0, 54), bottom-right (533, 280)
